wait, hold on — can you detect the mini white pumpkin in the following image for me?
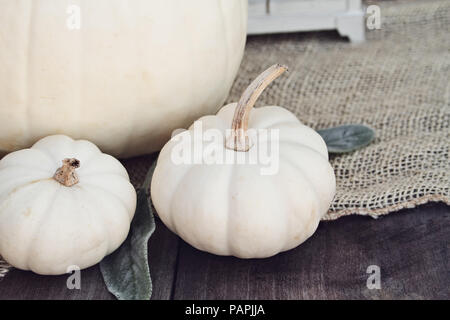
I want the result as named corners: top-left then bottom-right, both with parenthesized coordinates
top-left (0, 135), bottom-right (136, 275)
top-left (151, 65), bottom-right (336, 258)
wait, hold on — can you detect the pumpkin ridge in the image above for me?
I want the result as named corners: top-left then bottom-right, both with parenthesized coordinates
top-left (0, 174), bottom-right (54, 208)
top-left (76, 186), bottom-right (121, 256)
top-left (278, 140), bottom-right (329, 161)
top-left (225, 163), bottom-right (237, 256)
top-left (0, 165), bottom-right (53, 175)
top-left (269, 160), bottom-right (307, 252)
top-left (277, 154), bottom-right (323, 227)
top-left (166, 164), bottom-right (216, 250)
top-left (277, 151), bottom-right (328, 219)
top-left (78, 153), bottom-right (130, 180)
top-left (189, 164), bottom-right (233, 253)
top-left (0, 169), bottom-right (54, 197)
top-left (0, 148), bottom-right (55, 172)
top-left (0, 181), bottom-right (54, 268)
top-left (249, 105), bottom-right (300, 129)
top-left (31, 136), bottom-right (79, 164)
top-left (24, 182), bottom-right (61, 273)
top-left (78, 180), bottom-right (134, 217)
top-left (166, 164), bottom-right (196, 236)
top-left (70, 140), bottom-right (103, 165)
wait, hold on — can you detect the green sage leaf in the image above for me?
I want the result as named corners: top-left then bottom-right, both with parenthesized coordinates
top-left (100, 161), bottom-right (157, 300)
top-left (317, 124), bottom-right (375, 153)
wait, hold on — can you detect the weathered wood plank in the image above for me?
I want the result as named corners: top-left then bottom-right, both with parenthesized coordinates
top-left (1, 203), bottom-right (448, 299)
top-left (0, 219), bottom-right (179, 300)
top-left (172, 203), bottom-right (449, 299)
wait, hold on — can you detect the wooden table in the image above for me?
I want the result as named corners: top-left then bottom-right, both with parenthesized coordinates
top-left (0, 203), bottom-right (448, 300)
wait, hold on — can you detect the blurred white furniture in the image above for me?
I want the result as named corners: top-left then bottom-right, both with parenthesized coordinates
top-left (248, 0), bottom-right (365, 43)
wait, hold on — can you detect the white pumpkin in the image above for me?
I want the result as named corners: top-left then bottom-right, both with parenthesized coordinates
top-left (0, 0), bottom-right (247, 158)
top-left (0, 135), bottom-right (136, 275)
top-left (151, 65), bottom-right (336, 258)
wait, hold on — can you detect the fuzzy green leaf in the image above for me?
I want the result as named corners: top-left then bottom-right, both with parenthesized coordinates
top-left (100, 162), bottom-right (157, 300)
top-left (317, 124), bottom-right (375, 153)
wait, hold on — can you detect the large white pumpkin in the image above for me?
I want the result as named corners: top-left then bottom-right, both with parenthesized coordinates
top-left (0, 0), bottom-right (247, 158)
top-left (151, 65), bottom-right (336, 258)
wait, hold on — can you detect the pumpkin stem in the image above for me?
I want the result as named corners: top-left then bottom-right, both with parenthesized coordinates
top-left (225, 64), bottom-right (288, 152)
top-left (53, 158), bottom-right (80, 187)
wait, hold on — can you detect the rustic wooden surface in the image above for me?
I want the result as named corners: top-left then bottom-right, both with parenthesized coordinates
top-left (0, 202), bottom-right (448, 300)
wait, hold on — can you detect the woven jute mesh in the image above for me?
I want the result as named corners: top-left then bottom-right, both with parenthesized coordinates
top-left (1, 0), bottom-right (449, 278)
top-left (226, 0), bottom-right (450, 221)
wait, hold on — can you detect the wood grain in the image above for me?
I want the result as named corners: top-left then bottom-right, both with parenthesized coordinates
top-left (0, 203), bottom-right (448, 299)
top-left (172, 203), bottom-right (449, 300)
top-left (0, 219), bottom-right (179, 300)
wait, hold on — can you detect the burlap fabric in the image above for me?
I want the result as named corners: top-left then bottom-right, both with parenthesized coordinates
top-left (1, 0), bottom-right (448, 278)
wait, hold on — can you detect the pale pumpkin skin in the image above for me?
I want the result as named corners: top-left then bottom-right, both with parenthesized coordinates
top-left (0, 135), bottom-right (136, 275)
top-left (151, 103), bottom-right (336, 258)
top-left (0, 0), bottom-right (247, 158)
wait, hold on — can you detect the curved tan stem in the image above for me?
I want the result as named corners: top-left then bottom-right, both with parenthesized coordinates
top-left (225, 64), bottom-right (288, 152)
top-left (53, 158), bottom-right (80, 187)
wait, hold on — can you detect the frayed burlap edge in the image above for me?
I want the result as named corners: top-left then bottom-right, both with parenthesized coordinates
top-left (325, 195), bottom-right (450, 221)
